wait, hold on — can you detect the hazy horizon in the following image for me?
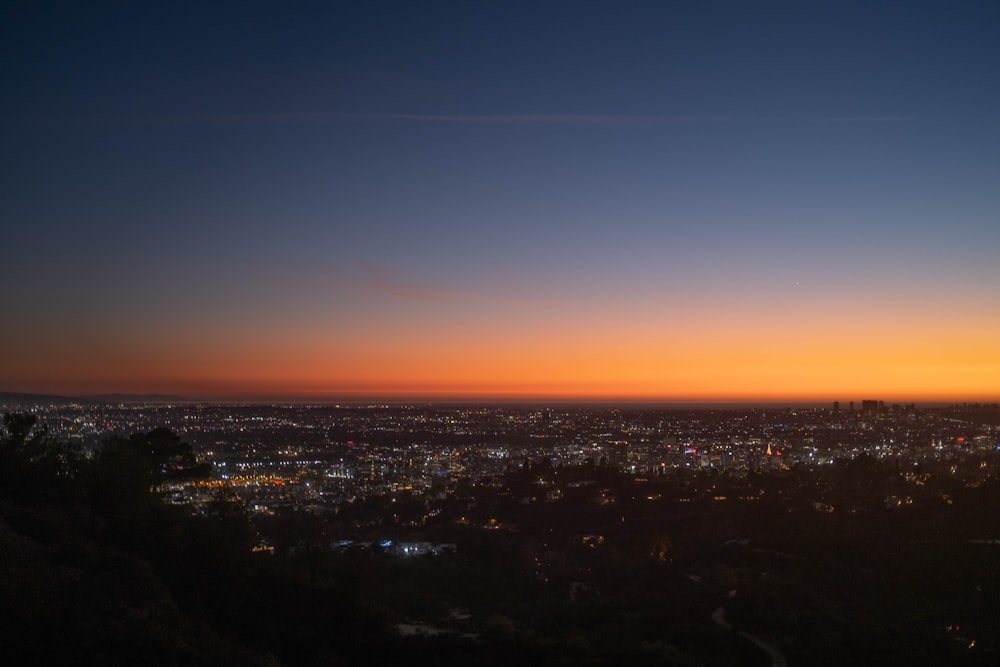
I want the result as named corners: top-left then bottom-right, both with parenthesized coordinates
top-left (1, 387), bottom-right (988, 411)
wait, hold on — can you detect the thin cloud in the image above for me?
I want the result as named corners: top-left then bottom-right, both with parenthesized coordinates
top-left (236, 260), bottom-right (530, 305)
top-left (807, 116), bottom-right (918, 123)
top-left (360, 265), bottom-right (479, 303)
top-left (315, 112), bottom-right (709, 124)
top-left (359, 264), bottom-right (539, 305)
top-left (2, 111), bottom-right (922, 127)
top-left (138, 111), bottom-right (709, 126)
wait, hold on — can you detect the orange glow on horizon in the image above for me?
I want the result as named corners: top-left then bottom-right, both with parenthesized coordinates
top-left (4, 283), bottom-right (998, 403)
top-left (8, 332), bottom-right (998, 403)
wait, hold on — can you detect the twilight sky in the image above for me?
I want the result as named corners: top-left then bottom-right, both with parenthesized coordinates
top-left (2, 1), bottom-right (999, 402)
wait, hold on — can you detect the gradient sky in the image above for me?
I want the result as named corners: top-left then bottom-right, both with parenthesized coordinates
top-left (2, 1), bottom-right (999, 402)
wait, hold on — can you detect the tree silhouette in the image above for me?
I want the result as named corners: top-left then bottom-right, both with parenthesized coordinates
top-left (0, 412), bottom-right (83, 504)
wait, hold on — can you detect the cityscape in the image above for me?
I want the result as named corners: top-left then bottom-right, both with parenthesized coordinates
top-left (3, 395), bottom-right (1000, 664)
top-left (13, 397), bottom-right (1000, 520)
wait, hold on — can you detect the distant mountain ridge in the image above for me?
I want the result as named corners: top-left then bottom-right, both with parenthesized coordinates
top-left (0, 392), bottom-right (187, 406)
top-left (0, 391), bottom-right (90, 406)
top-left (77, 393), bottom-right (188, 403)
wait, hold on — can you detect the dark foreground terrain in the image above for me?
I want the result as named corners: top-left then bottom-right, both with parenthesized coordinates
top-left (2, 412), bottom-right (998, 665)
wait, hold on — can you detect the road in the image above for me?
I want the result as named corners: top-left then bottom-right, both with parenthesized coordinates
top-left (711, 589), bottom-right (787, 667)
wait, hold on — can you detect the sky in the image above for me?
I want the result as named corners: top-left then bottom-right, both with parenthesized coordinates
top-left (2, 1), bottom-right (999, 403)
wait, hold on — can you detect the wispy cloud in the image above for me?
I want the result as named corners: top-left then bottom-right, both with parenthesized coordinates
top-left (237, 260), bottom-right (533, 305)
top-left (323, 113), bottom-right (919, 125)
top-left (806, 116), bottom-right (918, 123)
top-left (136, 111), bottom-right (709, 126)
top-left (2, 111), bottom-right (923, 127)
top-left (359, 264), bottom-right (485, 304)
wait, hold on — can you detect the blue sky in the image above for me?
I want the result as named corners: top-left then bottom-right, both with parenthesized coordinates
top-left (3, 1), bottom-right (999, 399)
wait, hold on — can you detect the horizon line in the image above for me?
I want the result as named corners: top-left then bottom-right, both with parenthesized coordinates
top-left (2, 389), bottom-right (994, 409)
